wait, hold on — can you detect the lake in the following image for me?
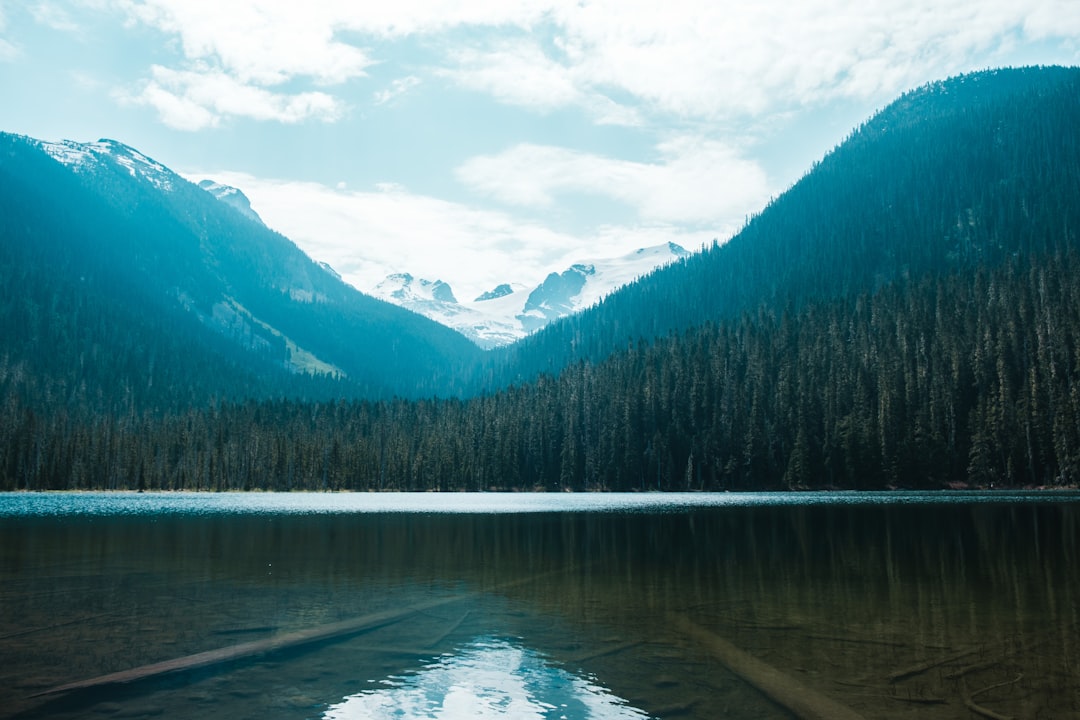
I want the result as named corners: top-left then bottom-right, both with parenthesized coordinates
top-left (1, 491), bottom-right (1078, 719)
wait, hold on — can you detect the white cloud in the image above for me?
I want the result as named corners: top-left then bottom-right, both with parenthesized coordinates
top-left (115, 1), bottom-right (377, 86)
top-left (119, 65), bottom-right (343, 130)
top-left (0, 4), bottom-right (17, 61)
top-left (374, 75), bottom-right (421, 105)
top-left (456, 138), bottom-right (770, 225)
top-left (110, 1), bottom-right (371, 129)
top-left (195, 171), bottom-right (590, 301)
top-left (31, 2), bottom-right (79, 32)
top-left (443, 40), bottom-right (582, 112)
top-left (189, 170), bottom-right (732, 303)
top-left (110, 1), bottom-right (1080, 130)
top-left (440, 38), bottom-right (642, 126)
top-left (435, 0), bottom-right (1080, 121)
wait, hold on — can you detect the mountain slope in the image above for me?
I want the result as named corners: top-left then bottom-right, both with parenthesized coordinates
top-left (0, 134), bottom-right (482, 409)
top-left (198, 179), bottom-right (264, 225)
top-left (6, 66), bottom-right (1080, 492)
top-left (485, 66), bottom-right (1080, 386)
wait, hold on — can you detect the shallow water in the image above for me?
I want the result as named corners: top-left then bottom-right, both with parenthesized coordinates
top-left (1, 492), bottom-right (1078, 719)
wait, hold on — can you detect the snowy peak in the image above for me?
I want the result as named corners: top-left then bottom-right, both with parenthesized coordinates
top-left (372, 242), bottom-right (690, 348)
top-left (198, 179), bottom-right (264, 225)
top-left (38, 137), bottom-right (176, 192)
top-left (522, 265), bottom-right (594, 325)
top-left (516, 244), bottom-right (687, 332)
top-left (641, 242), bottom-right (691, 261)
top-left (475, 284), bottom-right (515, 302)
top-left (374, 273), bottom-right (459, 305)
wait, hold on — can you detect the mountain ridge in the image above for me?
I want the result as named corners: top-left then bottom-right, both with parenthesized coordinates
top-left (367, 242), bottom-right (690, 348)
top-left (4, 66), bottom-right (1080, 491)
top-left (0, 132), bottom-right (482, 408)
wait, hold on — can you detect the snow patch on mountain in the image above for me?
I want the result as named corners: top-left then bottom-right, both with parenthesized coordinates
top-left (370, 274), bottom-right (525, 348)
top-left (370, 242), bottom-right (690, 348)
top-left (38, 138), bottom-right (175, 192)
top-left (376, 274), bottom-right (458, 305)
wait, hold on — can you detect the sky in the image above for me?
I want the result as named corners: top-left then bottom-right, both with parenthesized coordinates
top-left (1, 1), bottom-right (1079, 301)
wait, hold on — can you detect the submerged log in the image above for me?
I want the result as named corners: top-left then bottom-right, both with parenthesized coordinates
top-left (31, 591), bottom-right (476, 698)
top-left (668, 614), bottom-right (866, 720)
top-left (31, 568), bottom-right (568, 700)
top-left (887, 647), bottom-right (978, 683)
top-left (961, 674), bottom-right (1023, 720)
top-left (426, 610), bottom-right (471, 649)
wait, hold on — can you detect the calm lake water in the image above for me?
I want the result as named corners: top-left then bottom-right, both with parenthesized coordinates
top-left (1, 491), bottom-right (1078, 719)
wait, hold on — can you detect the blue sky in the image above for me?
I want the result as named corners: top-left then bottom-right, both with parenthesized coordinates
top-left (2, 1), bottom-right (1078, 301)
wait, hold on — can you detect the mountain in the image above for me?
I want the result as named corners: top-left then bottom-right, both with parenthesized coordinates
top-left (484, 66), bottom-right (1080, 386)
top-left (6, 66), bottom-right (1080, 492)
top-left (0, 133), bottom-right (482, 410)
top-left (369, 242), bottom-right (690, 348)
top-left (197, 179), bottom-right (264, 225)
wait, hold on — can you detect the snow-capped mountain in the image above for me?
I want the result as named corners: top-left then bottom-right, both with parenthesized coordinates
top-left (39, 137), bottom-right (176, 192)
top-left (198, 179), bottom-right (264, 225)
top-left (370, 242), bottom-right (690, 348)
top-left (370, 274), bottom-right (528, 349)
top-left (376, 273), bottom-right (459, 304)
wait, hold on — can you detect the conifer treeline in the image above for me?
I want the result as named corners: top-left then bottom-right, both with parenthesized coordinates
top-left (4, 252), bottom-right (1079, 492)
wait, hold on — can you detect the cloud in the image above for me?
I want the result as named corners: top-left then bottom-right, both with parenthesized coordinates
top-left (30, 2), bottom-right (79, 32)
top-left (194, 171), bottom-right (591, 300)
top-left (0, 5), bottom-right (17, 61)
top-left (110, 1), bottom-right (373, 129)
top-left (443, 40), bottom-right (582, 112)
top-left (195, 171), bottom-right (723, 302)
top-left (440, 38), bottom-right (642, 126)
top-left (115, 1), bottom-right (377, 85)
top-left (374, 75), bottom-right (421, 105)
top-left (435, 0), bottom-right (1080, 121)
top-left (111, 1), bottom-right (1080, 130)
top-left (118, 65), bottom-right (343, 130)
top-left (456, 137), bottom-right (770, 225)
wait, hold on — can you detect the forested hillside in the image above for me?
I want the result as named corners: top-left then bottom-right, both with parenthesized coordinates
top-left (0, 134), bottom-right (481, 410)
top-left (6, 251), bottom-right (1079, 491)
top-left (2, 66), bottom-right (1079, 491)
top-left (483, 66), bottom-right (1080, 386)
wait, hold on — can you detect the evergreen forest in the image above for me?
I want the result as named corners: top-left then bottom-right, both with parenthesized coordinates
top-left (2, 66), bottom-right (1080, 492)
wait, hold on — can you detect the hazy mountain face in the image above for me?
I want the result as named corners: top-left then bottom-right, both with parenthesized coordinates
top-left (0, 133), bottom-right (482, 406)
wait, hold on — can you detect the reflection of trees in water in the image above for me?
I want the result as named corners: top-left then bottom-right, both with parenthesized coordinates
top-left (2, 504), bottom-right (1077, 718)
top-left (506, 504), bottom-right (1080, 719)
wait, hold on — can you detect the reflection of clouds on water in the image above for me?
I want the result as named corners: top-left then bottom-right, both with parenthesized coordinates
top-left (323, 637), bottom-right (651, 719)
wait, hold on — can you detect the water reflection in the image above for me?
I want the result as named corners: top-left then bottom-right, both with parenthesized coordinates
top-left (324, 636), bottom-right (650, 720)
top-left (1, 496), bottom-right (1077, 718)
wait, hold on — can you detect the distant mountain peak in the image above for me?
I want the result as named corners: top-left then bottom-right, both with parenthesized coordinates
top-left (475, 284), bottom-right (515, 302)
top-left (430, 280), bottom-right (457, 304)
top-left (198, 179), bottom-right (264, 225)
top-left (371, 242), bottom-right (689, 347)
top-left (374, 274), bottom-right (458, 305)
